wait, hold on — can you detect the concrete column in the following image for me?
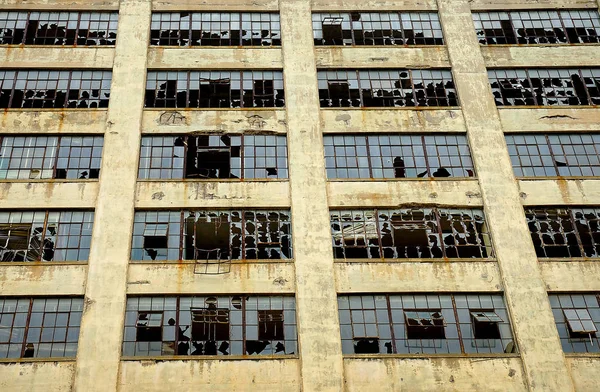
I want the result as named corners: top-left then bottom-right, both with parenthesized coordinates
top-left (436, 1), bottom-right (574, 391)
top-left (73, 1), bottom-right (151, 391)
top-left (279, 1), bottom-right (344, 391)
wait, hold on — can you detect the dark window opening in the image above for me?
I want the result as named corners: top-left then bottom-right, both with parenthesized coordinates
top-left (190, 215), bottom-right (230, 260)
top-left (322, 17), bottom-right (344, 44)
top-left (353, 338), bottom-right (379, 354)
top-left (136, 312), bottom-right (163, 342)
top-left (405, 310), bottom-right (446, 339)
top-left (191, 308), bottom-right (230, 341)
top-left (258, 310), bottom-right (284, 340)
top-left (471, 311), bottom-right (503, 339)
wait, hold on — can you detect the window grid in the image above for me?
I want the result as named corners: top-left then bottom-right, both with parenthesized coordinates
top-left (488, 68), bottom-right (600, 107)
top-left (473, 10), bottom-right (600, 45)
top-left (0, 297), bottom-right (83, 359)
top-left (0, 70), bottom-right (112, 109)
top-left (131, 210), bottom-right (292, 261)
top-left (506, 134), bottom-right (600, 177)
top-left (123, 295), bottom-right (297, 357)
top-left (0, 11), bottom-right (118, 46)
top-left (150, 12), bottom-right (280, 46)
top-left (526, 207), bottom-right (600, 258)
top-left (0, 136), bottom-right (103, 180)
top-left (318, 69), bottom-right (458, 108)
top-left (138, 135), bottom-right (288, 180)
top-left (313, 12), bottom-right (444, 46)
top-left (339, 294), bottom-right (515, 355)
top-left (324, 134), bottom-right (474, 179)
top-left (550, 294), bottom-right (600, 353)
top-left (0, 210), bottom-right (94, 262)
top-left (145, 71), bottom-right (285, 108)
top-left (330, 208), bottom-right (492, 260)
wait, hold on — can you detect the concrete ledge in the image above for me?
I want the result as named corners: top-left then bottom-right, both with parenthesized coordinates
top-left (135, 181), bottom-right (290, 208)
top-left (343, 357), bottom-right (526, 392)
top-left (316, 47), bottom-right (449, 68)
top-left (148, 47), bottom-right (282, 69)
top-left (327, 180), bottom-right (483, 208)
top-left (0, 182), bottom-right (98, 208)
top-left (127, 262), bottom-right (295, 294)
top-left (567, 356), bottom-right (600, 392)
top-left (118, 358), bottom-right (300, 391)
top-left (0, 0), bottom-right (118, 10)
top-left (0, 47), bottom-right (114, 69)
top-left (482, 46), bottom-right (600, 68)
top-left (152, 0), bottom-right (278, 11)
top-left (470, 0), bottom-right (597, 10)
top-left (0, 361), bottom-right (75, 392)
top-left (518, 179), bottom-right (600, 206)
top-left (499, 108), bottom-right (600, 133)
top-left (141, 109), bottom-right (287, 134)
top-left (0, 264), bottom-right (87, 295)
top-left (541, 261), bottom-right (600, 291)
top-left (335, 261), bottom-right (502, 292)
top-left (0, 110), bottom-right (108, 134)
top-left (321, 108), bottom-right (465, 133)
top-left (311, 0), bottom-right (437, 11)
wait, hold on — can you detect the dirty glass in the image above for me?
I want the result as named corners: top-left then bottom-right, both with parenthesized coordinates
top-left (549, 293), bottom-right (600, 353)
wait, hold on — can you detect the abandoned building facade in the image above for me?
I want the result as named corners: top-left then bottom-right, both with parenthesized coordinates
top-left (1, 0), bottom-right (600, 391)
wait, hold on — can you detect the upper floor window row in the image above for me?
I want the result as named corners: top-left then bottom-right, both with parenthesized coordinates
top-left (0, 135), bottom-right (103, 180)
top-left (550, 293), bottom-right (600, 353)
top-left (489, 68), bottom-right (600, 107)
top-left (139, 134), bottom-right (287, 180)
top-left (145, 71), bottom-right (284, 109)
top-left (313, 12), bottom-right (443, 46)
top-left (151, 12), bottom-right (280, 47)
top-left (318, 69), bottom-right (457, 108)
top-left (473, 10), bottom-right (600, 45)
top-left (0, 11), bottom-right (118, 46)
top-left (0, 70), bottom-right (112, 109)
top-left (325, 134), bottom-right (474, 179)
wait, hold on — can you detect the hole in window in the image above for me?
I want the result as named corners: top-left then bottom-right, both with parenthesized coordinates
top-left (0, 224), bottom-right (38, 261)
top-left (258, 310), bottom-right (284, 340)
top-left (353, 338), bottom-right (380, 354)
top-left (471, 310), bottom-right (503, 339)
top-left (191, 307), bottom-right (230, 342)
top-left (322, 17), bottom-right (344, 43)
top-left (405, 310), bottom-right (446, 339)
top-left (136, 312), bottom-right (163, 342)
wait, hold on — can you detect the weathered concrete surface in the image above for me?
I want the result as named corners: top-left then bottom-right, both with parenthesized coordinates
top-left (519, 179), bottom-right (600, 206)
top-left (470, 0), bottom-right (597, 10)
top-left (499, 108), bottom-right (600, 133)
top-left (0, 361), bottom-right (76, 392)
top-left (127, 262), bottom-right (295, 294)
top-left (135, 181), bottom-right (290, 208)
top-left (316, 47), bottom-right (449, 68)
top-left (0, 264), bottom-right (87, 295)
top-left (482, 46), bottom-right (600, 68)
top-left (343, 357), bottom-right (527, 392)
top-left (0, 182), bottom-right (98, 208)
top-left (0, 110), bottom-right (107, 134)
top-left (152, 0), bottom-right (278, 11)
top-left (0, 0), bottom-right (118, 9)
top-left (567, 357), bottom-right (600, 392)
top-left (321, 109), bottom-right (465, 133)
top-left (142, 109), bottom-right (287, 134)
top-left (541, 262), bottom-right (600, 291)
top-left (117, 359), bottom-right (301, 391)
top-left (148, 47), bottom-right (282, 69)
top-left (0, 47), bottom-right (114, 69)
top-left (335, 262), bottom-right (502, 292)
top-left (312, 0), bottom-right (437, 10)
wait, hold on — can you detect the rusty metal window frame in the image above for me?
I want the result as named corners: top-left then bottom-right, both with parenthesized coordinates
top-left (0, 11), bottom-right (118, 46)
top-left (550, 293), bottom-right (600, 353)
top-left (488, 68), bottom-right (600, 107)
top-left (473, 9), bottom-right (600, 45)
top-left (317, 69), bottom-right (458, 108)
top-left (324, 134), bottom-right (475, 179)
top-left (526, 207), bottom-right (600, 258)
top-left (506, 133), bottom-right (600, 177)
top-left (0, 135), bottom-right (103, 180)
top-left (122, 295), bottom-right (297, 357)
top-left (313, 12), bottom-right (444, 46)
top-left (150, 12), bottom-right (281, 47)
top-left (338, 293), bottom-right (515, 355)
top-left (0, 297), bottom-right (83, 359)
top-left (330, 208), bottom-right (493, 260)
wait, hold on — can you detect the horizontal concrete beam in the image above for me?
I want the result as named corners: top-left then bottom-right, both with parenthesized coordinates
top-left (311, 0), bottom-right (437, 11)
top-left (470, 0), bottom-right (597, 10)
top-left (0, 47), bottom-right (114, 69)
top-left (567, 357), bottom-right (600, 392)
top-left (0, 182), bottom-right (98, 208)
top-left (541, 262), bottom-right (600, 292)
top-left (315, 47), bottom-right (449, 69)
top-left (519, 179), bottom-right (600, 206)
top-left (0, 0), bottom-right (118, 10)
top-left (482, 46), bottom-right (600, 68)
top-left (0, 110), bottom-right (108, 134)
top-left (0, 361), bottom-right (76, 392)
top-left (499, 108), bottom-right (600, 133)
top-left (148, 47), bottom-right (282, 69)
top-left (0, 264), bottom-right (87, 296)
top-left (152, 0), bottom-right (278, 11)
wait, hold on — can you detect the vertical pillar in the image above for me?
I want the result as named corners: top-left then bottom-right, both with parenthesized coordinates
top-left (279, 1), bottom-right (344, 391)
top-left (436, 1), bottom-right (574, 391)
top-left (73, 1), bottom-right (151, 391)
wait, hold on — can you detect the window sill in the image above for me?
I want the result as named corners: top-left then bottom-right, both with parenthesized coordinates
top-left (0, 261), bottom-right (87, 266)
top-left (0, 108), bottom-right (108, 112)
top-left (130, 259), bottom-right (293, 265)
top-left (564, 353), bottom-right (600, 358)
top-left (137, 178), bottom-right (289, 183)
top-left (316, 45), bottom-right (447, 49)
top-left (538, 258), bottom-right (600, 263)
top-left (0, 357), bottom-right (75, 363)
top-left (143, 107), bottom-right (284, 111)
top-left (517, 176), bottom-right (600, 181)
top-left (481, 43), bottom-right (600, 48)
top-left (334, 258), bottom-right (497, 264)
top-left (343, 353), bottom-right (520, 359)
top-left (327, 177), bottom-right (477, 182)
top-left (497, 106), bottom-right (600, 110)
top-left (121, 354), bottom-right (299, 361)
top-left (149, 46), bottom-right (281, 49)
top-left (320, 106), bottom-right (461, 111)
top-left (0, 179), bottom-right (99, 183)
top-left (0, 44), bottom-right (116, 49)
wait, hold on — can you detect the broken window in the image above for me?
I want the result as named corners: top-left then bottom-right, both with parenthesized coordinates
top-left (471, 311), bottom-right (503, 340)
top-left (313, 12), bottom-right (443, 46)
top-left (145, 70), bottom-right (284, 108)
top-left (0, 70), bottom-right (111, 109)
top-left (131, 210), bottom-right (292, 261)
top-left (122, 296), bottom-right (296, 356)
top-left (0, 297), bottom-right (82, 358)
top-left (150, 12), bottom-right (280, 47)
top-left (0, 136), bottom-right (103, 180)
top-left (473, 10), bottom-right (600, 45)
top-left (330, 208), bottom-right (492, 260)
top-left (525, 207), bottom-right (600, 258)
top-left (506, 134), bottom-right (600, 177)
top-left (318, 69), bottom-right (458, 108)
top-left (550, 293), bottom-right (600, 353)
top-left (139, 135), bottom-right (288, 180)
top-left (339, 294), bottom-right (516, 354)
top-left (488, 68), bottom-right (600, 107)
top-left (0, 211), bottom-right (93, 262)
top-left (324, 134), bottom-right (474, 179)
top-left (0, 11), bottom-right (118, 46)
